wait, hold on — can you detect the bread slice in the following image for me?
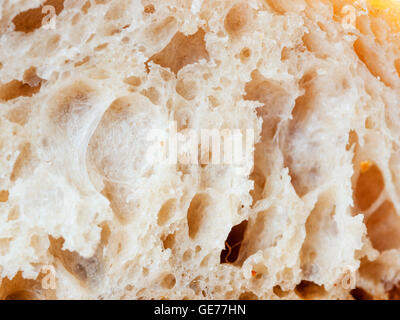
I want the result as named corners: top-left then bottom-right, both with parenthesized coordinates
top-left (0, 0), bottom-right (400, 300)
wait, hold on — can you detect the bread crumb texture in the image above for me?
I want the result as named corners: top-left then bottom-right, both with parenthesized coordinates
top-left (0, 0), bottom-right (400, 300)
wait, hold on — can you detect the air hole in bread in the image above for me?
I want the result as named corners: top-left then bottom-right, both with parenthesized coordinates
top-left (199, 150), bottom-right (213, 168)
top-left (107, 95), bottom-right (133, 113)
top-left (353, 38), bottom-right (393, 87)
top-left (365, 116), bottom-right (375, 129)
top-left (346, 130), bottom-right (358, 151)
top-left (161, 274), bottom-right (176, 289)
top-left (183, 249), bottom-right (191, 261)
top-left (105, 1), bottom-right (128, 20)
top-left (300, 193), bottom-right (338, 277)
top-left (224, 4), bottom-right (251, 38)
top-left (189, 276), bottom-right (202, 294)
top-left (249, 151), bottom-right (270, 207)
top-left (395, 59), bottom-right (400, 78)
top-left (187, 194), bottom-right (210, 239)
top-left (124, 76), bottom-right (141, 87)
top-left (0, 271), bottom-right (55, 300)
top-left (135, 288), bottom-right (146, 299)
top-left (125, 284), bottom-right (134, 291)
top-left (245, 70), bottom-right (291, 200)
top-left (238, 291), bottom-right (258, 300)
top-left (157, 199), bottom-right (176, 226)
top-left (317, 21), bottom-right (328, 32)
top-left (12, 0), bottom-right (65, 33)
top-left (45, 34), bottom-right (61, 52)
top-left (301, 31), bottom-right (329, 59)
top-left (350, 287), bottom-right (373, 300)
top-left (144, 4), bottom-right (155, 14)
top-left (273, 285), bottom-right (290, 298)
top-left (199, 253), bottom-right (210, 267)
top-left (141, 87), bottom-right (160, 105)
top-left (0, 77), bottom-right (42, 102)
top-left (99, 222), bottom-right (111, 247)
top-left (71, 13), bottom-right (80, 26)
top-left (6, 206), bottom-right (19, 222)
top-left (176, 78), bottom-right (197, 100)
top-left (94, 43), bottom-right (109, 51)
top-left (388, 286), bottom-right (400, 300)
top-left (220, 220), bottom-right (247, 264)
top-left (239, 47), bottom-right (251, 62)
top-left (5, 290), bottom-right (37, 300)
top-left (23, 67), bottom-right (43, 87)
top-left (145, 16), bottom-right (178, 49)
top-left (101, 182), bottom-right (130, 225)
top-left (366, 200), bottom-right (400, 251)
top-left (49, 237), bottom-right (87, 281)
top-left (295, 280), bottom-right (326, 300)
top-left (10, 143), bottom-right (33, 182)
top-left (49, 236), bottom-right (101, 284)
top-left (249, 162), bottom-right (266, 206)
top-left (74, 56), bottom-right (90, 67)
top-left (354, 163), bottom-right (384, 211)
top-left (48, 81), bottom-right (93, 125)
top-left (264, 0), bottom-right (287, 15)
top-left (149, 28), bottom-right (209, 74)
top-left (244, 70), bottom-right (289, 110)
top-left (208, 95), bottom-right (219, 108)
top-left (86, 33), bottom-right (95, 43)
top-left (0, 190), bottom-right (9, 202)
top-left (81, 1), bottom-right (91, 14)
top-left (0, 238), bottom-right (12, 255)
top-left (162, 233), bottom-right (175, 250)
top-left (282, 72), bottom-right (323, 197)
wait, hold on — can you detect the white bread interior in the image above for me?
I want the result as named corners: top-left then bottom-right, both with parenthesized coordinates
top-left (0, 0), bottom-right (400, 300)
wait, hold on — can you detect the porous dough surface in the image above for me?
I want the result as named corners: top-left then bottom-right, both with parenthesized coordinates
top-left (0, 0), bottom-right (400, 300)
